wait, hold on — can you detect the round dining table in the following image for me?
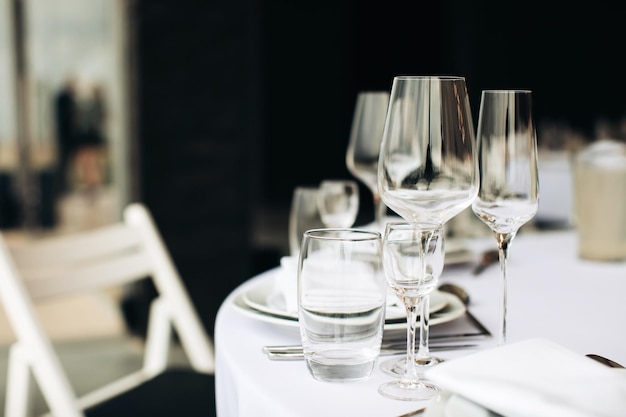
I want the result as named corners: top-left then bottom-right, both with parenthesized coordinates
top-left (214, 229), bottom-right (626, 417)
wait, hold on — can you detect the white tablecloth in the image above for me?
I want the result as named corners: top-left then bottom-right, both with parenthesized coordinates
top-left (214, 230), bottom-right (626, 417)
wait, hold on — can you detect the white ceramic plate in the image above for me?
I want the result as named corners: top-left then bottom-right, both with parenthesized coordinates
top-left (232, 281), bottom-right (466, 330)
top-left (242, 279), bottom-right (448, 322)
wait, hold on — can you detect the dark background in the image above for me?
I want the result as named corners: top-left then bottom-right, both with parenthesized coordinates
top-left (129, 0), bottom-right (626, 336)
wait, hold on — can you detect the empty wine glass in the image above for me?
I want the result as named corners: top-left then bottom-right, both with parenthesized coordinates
top-left (377, 76), bottom-right (478, 226)
top-left (471, 90), bottom-right (539, 346)
top-left (377, 76), bottom-right (478, 398)
top-left (346, 91), bottom-right (390, 230)
top-left (316, 179), bottom-right (359, 228)
top-left (378, 222), bottom-right (445, 401)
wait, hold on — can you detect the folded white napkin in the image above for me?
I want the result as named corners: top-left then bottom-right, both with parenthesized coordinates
top-left (275, 256), bottom-right (298, 313)
top-left (424, 338), bottom-right (626, 417)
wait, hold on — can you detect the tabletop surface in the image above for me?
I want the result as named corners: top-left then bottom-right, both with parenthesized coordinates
top-left (214, 229), bottom-right (626, 417)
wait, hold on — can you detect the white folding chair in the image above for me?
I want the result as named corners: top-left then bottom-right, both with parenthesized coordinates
top-left (0, 203), bottom-right (215, 417)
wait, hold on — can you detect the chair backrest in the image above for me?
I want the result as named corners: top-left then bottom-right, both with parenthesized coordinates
top-left (0, 203), bottom-right (214, 417)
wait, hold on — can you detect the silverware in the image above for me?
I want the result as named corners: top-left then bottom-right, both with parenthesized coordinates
top-left (472, 249), bottom-right (499, 275)
top-left (438, 283), bottom-right (491, 338)
top-left (586, 353), bottom-right (625, 369)
top-left (396, 407), bottom-right (425, 417)
top-left (266, 283), bottom-right (490, 360)
top-left (264, 343), bottom-right (478, 360)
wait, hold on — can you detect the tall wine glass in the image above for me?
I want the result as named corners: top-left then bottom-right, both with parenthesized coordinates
top-left (316, 179), bottom-right (359, 228)
top-left (471, 90), bottom-right (539, 346)
top-left (378, 222), bottom-right (444, 401)
top-left (346, 91), bottom-right (390, 230)
top-left (377, 76), bottom-right (478, 399)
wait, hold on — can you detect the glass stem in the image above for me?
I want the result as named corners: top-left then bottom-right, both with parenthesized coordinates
top-left (373, 193), bottom-right (386, 229)
top-left (402, 302), bottom-right (420, 383)
top-left (417, 295), bottom-right (430, 360)
top-left (495, 232), bottom-right (514, 345)
top-left (416, 229), bottom-right (434, 360)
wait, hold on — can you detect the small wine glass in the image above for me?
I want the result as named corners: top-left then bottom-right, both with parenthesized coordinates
top-left (379, 226), bottom-right (445, 377)
top-left (378, 222), bottom-right (445, 401)
top-left (471, 90), bottom-right (539, 346)
top-left (346, 91), bottom-right (390, 230)
top-left (316, 179), bottom-right (359, 228)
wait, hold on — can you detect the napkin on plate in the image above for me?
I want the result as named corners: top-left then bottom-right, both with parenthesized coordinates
top-left (424, 338), bottom-right (626, 417)
top-left (275, 256), bottom-right (298, 314)
top-left (276, 255), bottom-right (405, 317)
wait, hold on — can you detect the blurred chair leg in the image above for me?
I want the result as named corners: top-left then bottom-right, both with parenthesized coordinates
top-left (143, 297), bottom-right (172, 376)
top-left (5, 343), bottom-right (32, 417)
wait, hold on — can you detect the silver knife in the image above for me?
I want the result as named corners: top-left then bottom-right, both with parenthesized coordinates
top-left (264, 343), bottom-right (479, 360)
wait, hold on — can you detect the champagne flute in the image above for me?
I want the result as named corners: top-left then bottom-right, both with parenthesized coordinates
top-left (378, 222), bottom-right (444, 401)
top-left (471, 90), bottom-right (539, 346)
top-left (377, 76), bottom-right (478, 399)
top-left (316, 179), bottom-right (359, 228)
top-left (346, 91), bottom-right (390, 230)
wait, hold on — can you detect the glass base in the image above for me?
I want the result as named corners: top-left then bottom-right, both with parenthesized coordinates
top-left (378, 379), bottom-right (440, 401)
top-left (379, 355), bottom-right (443, 377)
top-left (306, 356), bottom-right (375, 382)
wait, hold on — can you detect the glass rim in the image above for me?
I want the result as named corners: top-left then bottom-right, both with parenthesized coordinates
top-left (384, 221), bottom-right (442, 231)
top-left (303, 228), bottom-right (381, 241)
top-left (393, 75), bottom-right (466, 81)
top-left (482, 89), bottom-right (532, 94)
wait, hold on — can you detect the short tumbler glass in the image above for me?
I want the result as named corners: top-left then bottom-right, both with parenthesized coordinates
top-left (298, 228), bottom-right (386, 382)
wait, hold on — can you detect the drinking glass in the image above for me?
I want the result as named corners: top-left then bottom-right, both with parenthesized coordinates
top-left (377, 75), bottom-right (478, 397)
top-left (471, 90), bottom-right (539, 345)
top-left (298, 229), bottom-right (386, 382)
top-left (316, 179), bottom-right (359, 228)
top-left (378, 222), bottom-right (444, 400)
top-left (346, 91), bottom-right (390, 230)
top-left (288, 186), bottom-right (325, 257)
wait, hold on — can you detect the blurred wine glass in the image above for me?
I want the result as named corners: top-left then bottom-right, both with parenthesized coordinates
top-left (288, 186), bottom-right (325, 257)
top-left (346, 91), bottom-right (390, 229)
top-left (471, 90), bottom-right (539, 346)
top-left (316, 179), bottom-right (359, 228)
